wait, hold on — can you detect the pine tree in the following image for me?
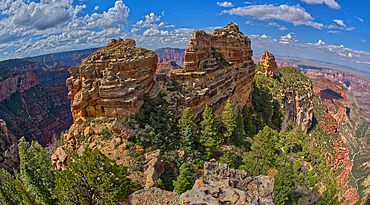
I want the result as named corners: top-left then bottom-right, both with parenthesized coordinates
top-left (221, 99), bottom-right (237, 139)
top-left (178, 107), bottom-right (196, 148)
top-left (178, 107), bottom-right (196, 136)
top-left (199, 103), bottom-right (221, 156)
top-left (239, 126), bottom-right (276, 175)
top-left (173, 163), bottom-right (193, 193)
top-left (273, 163), bottom-right (294, 205)
top-left (55, 148), bottom-right (140, 204)
top-left (0, 168), bottom-right (40, 205)
top-left (242, 105), bottom-right (256, 136)
top-left (0, 169), bottom-right (23, 205)
top-left (219, 152), bottom-right (235, 168)
top-left (18, 138), bottom-right (57, 205)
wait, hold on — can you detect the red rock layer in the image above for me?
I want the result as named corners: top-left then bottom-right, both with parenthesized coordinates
top-left (184, 23), bottom-right (252, 72)
top-left (313, 77), bottom-right (347, 123)
top-left (155, 48), bottom-right (185, 64)
top-left (304, 68), bottom-right (370, 109)
top-left (0, 71), bottom-right (39, 102)
top-left (156, 61), bottom-right (182, 74)
top-left (313, 77), bottom-right (359, 204)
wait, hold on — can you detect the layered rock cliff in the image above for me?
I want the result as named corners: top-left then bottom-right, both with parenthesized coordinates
top-left (66, 38), bottom-right (157, 121)
top-left (252, 57), bottom-right (298, 69)
top-left (155, 48), bottom-right (185, 64)
top-left (152, 22), bottom-right (255, 119)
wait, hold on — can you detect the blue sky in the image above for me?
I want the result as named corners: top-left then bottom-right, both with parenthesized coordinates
top-left (0, 0), bottom-right (369, 72)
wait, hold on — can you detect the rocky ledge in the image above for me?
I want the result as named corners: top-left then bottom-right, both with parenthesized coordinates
top-left (128, 160), bottom-right (274, 205)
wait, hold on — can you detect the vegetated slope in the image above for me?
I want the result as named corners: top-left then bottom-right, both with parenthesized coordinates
top-left (312, 77), bottom-right (370, 204)
top-left (252, 63), bottom-right (354, 204)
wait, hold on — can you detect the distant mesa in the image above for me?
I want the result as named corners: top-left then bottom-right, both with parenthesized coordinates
top-left (156, 61), bottom-right (182, 74)
top-left (260, 50), bottom-right (279, 77)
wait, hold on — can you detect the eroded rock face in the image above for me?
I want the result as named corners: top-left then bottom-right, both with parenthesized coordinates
top-left (260, 50), bottom-right (279, 78)
top-left (0, 119), bottom-right (19, 173)
top-left (66, 38), bottom-right (157, 121)
top-left (282, 85), bottom-right (314, 133)
top-left (152, 23), bottom-right (255, 120)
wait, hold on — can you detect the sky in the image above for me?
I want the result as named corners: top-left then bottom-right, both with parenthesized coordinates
top-left (0, 0), bottom-right (369, 72)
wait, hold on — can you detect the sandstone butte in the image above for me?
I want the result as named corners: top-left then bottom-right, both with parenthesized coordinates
top-left (66, 37), bottom-right (157, 121)
top-left (260, 50), bottom-right (279, 78)
top-left (152, 22), bottom-right (255, 119)
top-left (66, 22), bottom-right (255, 122)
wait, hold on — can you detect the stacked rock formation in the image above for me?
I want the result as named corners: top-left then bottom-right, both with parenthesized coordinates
top-left (66, 38), bottom-right (157, 121)
top-left (260, 50), bottom-right (279, 77)
top-left (128, 160), bottom-right (274, 205)
top-left (152, 22), bottom-right (255, 119)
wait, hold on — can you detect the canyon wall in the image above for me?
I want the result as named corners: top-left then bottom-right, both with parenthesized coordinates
top-left (155, 48), bottom-right (185, 64)
top-left (0, 71), bottom-right (39, 102)
top-left (152, 23), bottom-right (255, 119)
top-left (303, 68), bottom-right (370, 109)
top-left (0, 48), bottom-right (98, 72)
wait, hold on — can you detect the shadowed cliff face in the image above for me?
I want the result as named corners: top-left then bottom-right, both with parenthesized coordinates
top-left (304, 68), bottom-right (370, 110)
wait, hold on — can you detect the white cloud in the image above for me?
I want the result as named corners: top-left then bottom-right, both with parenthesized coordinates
top-left (80, 1), bottom-right (129, 29)
top-left (202, 26), bottom-right (222, 33)
top-left (221, 4), bottom-right (324, 29)
top-left (327, 30), bottom-right (340, 34)
top-left (217, 1), bottom-right (235, 7)
top-left (250, 33), bottom-right (370, 69)
top-left (279, 34), bottom-right (297, 44)
top-left (301, 0), bottom-right (340, 9)
top-left (94, 6), bottom-right (99, 10)
top-left (244, 2), bottom-right (253, 4)
top-left (0, 0), bottom-right (131, 59)
top-left (268, 22), bottom-right (288, 31)
top-left (356, 16), bottom-right (364, 22)
top-left (333, 19), bottom-right (346, 27)
top-left (361, 39), bottom-right (366, 43)
top-left (328, 19), bottom-right (355, 31)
